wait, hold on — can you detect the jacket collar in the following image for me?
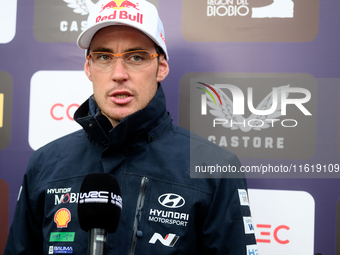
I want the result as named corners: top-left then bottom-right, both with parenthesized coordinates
top-left (74, 84), bottom-right (172, 149)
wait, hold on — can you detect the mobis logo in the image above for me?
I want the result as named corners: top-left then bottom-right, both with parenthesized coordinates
top-left (54, 192), bottom-right (79, 205)
top-left (197, 82), bottom-right (312, 132)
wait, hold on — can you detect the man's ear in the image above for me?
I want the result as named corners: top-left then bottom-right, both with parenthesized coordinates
top-left (156, 55), bottom-right (169, 82)
top-left (84, 60), bottom-right (92, 82)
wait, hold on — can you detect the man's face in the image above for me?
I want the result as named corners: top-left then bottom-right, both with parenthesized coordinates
top-left (85, 26), bottom-right (169, 127)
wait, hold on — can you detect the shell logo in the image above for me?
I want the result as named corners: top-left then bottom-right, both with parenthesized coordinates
top-left (54, 208), bottom-right (71, 228)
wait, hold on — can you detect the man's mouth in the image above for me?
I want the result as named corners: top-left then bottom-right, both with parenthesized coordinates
top-left (110, 91), bottom-right (133, 104)
top-left (114, 94), bottom-right (130, 99)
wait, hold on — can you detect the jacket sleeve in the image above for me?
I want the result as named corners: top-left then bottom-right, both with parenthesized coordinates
top-left (196, 159), bottom-right (258, 255)
top-left (4, 155), bottom-right (44, 255)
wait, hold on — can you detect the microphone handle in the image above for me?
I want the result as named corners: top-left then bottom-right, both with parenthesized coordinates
top-left (88, 228), bottom-right (108, 255)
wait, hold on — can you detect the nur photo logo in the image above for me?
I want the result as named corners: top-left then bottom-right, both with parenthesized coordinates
top-left (180, 73), bottom-right (317, 159)
top-left (197, 82), bottom-right (312, 132)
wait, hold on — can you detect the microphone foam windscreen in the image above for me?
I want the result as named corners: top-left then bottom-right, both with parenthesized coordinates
top-left (77, 173), bottom-right (122, 233)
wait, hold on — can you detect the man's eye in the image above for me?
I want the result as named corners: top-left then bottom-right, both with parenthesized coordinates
top-left (96, 54), bottom-right (112, 61)
top-left (129, 55), bottom-right (144, 62)
top-left (92, 53), bottom-right (112, 62)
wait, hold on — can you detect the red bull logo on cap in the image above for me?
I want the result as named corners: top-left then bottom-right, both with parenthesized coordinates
top-left (97, 0), bottom-right (143, 24)
top-left (100, 0), bottom-right (139, 12)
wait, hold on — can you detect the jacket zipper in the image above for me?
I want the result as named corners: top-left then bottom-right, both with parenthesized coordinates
top-left (128, 177), bottom-right (149, 255)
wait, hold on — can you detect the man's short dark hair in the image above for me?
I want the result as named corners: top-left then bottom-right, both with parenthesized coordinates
top-left (155, 43), bottom-right (166, 60)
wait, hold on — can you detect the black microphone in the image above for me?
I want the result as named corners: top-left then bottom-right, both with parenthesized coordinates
top-left (78, 173), bottom-right (122, 255)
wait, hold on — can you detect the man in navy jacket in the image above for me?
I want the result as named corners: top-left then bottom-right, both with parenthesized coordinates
top-left (5, 0), bottom-right (258, 254)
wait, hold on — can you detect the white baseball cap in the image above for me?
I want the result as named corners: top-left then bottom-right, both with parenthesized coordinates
top-left (77, 0), bottom-right (168, 60)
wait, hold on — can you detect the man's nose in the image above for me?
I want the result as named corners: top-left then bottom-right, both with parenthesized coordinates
top-left (110, 57), bottom-right (129, 82)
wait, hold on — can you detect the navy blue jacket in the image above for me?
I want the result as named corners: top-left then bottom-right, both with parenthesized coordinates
top-left (5, 85), bottom-right (257, 255)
